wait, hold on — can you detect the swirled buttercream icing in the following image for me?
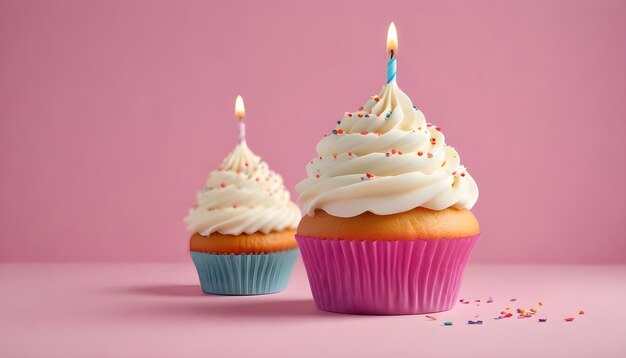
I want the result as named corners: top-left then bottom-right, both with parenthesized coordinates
top-left (296, 80), bottom-right (478, 218)
top-left (185, 140), bottom-right (301, 235)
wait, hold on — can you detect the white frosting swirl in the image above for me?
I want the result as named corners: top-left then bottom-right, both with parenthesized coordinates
top-left (185, 141), bottom-right (301, 235)
top-left (296, 80), bottom-right (478, 218)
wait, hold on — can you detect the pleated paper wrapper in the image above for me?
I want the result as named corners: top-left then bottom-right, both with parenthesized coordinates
top-left (296, 235), bottom-right (479, 315)
top-left (190, 249), bottom-right (299, 295)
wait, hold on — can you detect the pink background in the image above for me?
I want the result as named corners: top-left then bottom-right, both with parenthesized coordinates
top-left (1, 0), bottom-right (624, 263)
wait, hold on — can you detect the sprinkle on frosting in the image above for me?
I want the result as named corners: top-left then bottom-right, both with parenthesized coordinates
top-left (185, 140), bottom-right (301, 235)
top-left (296, 80), bottom-right (479, 218)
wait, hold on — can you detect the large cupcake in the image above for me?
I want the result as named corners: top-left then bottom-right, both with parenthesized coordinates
top-left (295, 78), bottom-right (479, 314)
top-left (185, 118), bottom-right (301, 295)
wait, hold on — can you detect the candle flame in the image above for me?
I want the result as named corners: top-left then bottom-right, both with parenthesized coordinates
top-left (235, 95), bottom-right (245, 121)
top-left (386, 22), bottom-right (398, 56)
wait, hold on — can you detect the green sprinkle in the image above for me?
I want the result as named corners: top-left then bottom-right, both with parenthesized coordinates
top-left (443, 322), bottom-right (453, 326)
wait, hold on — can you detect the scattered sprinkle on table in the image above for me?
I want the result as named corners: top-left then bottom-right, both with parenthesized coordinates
top-left (579, 310), bottom-right (585, 315)
top-left (565, 317), bottom-right (575, 322)
top-left (538, 318), bottom-right (547, 322)
top-left (425, 315), bottom-right (437, 321)
top-left (443, 322), bottom-right (453, 326)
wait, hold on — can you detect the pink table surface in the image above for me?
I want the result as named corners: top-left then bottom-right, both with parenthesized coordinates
top-left (1, 262), bottom-right (625, 358)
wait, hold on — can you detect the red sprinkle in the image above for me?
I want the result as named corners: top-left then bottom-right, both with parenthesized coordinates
top-left (579, 310), bottom-right (585, 315)
top-left (358, 113), bottom-right (363, 118)
top-left (365, 172), bottom-right (374, 178)
top-left (391, 149), bottom-right (397, 154)
top-left (220, 183), bottom-right (226, 188)
top-left (398, 151), bottom-right (403, 155)
top-left (347, 152), bottom-right (353, 156)
top-left (565, 317), bottom-right (575, 322)
top-left (430, 138), bottom-right (437, 144)
top-left (504, 313), bottom-right (513, 318)
top-left (348, 113), bottom-right (353, 117)
top-left (461, 173), bottom-right (466, 177)
top-left (417, 151), bottom-right (424, 156)
top-left (232, 204), bottom-right (237, 208)
top-left (337, 129), bottom-right (344, 134)
top-left (315, 174), bottom-right (320, 179)
top-left (360, 131), bottom-right (368, 135)
top-left (374, 97), bottom-right (380, 102)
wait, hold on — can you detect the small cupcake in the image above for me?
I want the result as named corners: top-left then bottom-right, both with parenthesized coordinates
top-left (184, 96), bottom-right (301, 295)
top-left (295, 25), bottom-right (479, 314)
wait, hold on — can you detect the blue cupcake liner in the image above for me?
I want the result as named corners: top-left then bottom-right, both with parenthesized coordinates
top-left (190, 249), bottom-right (299, 295)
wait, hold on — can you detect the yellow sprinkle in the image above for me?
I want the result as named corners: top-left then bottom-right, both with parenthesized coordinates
top-left (505, 307), bottom-right (510, 310)
top-left (530, 308), bottom-right (537, 313)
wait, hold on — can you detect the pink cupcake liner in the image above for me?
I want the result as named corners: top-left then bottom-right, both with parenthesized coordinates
top-left (295, 234), bottom-right (479, 315)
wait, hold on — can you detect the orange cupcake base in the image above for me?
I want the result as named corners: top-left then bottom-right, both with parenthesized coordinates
top-left (189, 230), bottom-right (298, 254)
top-left (297, 207), bottom-right (479, 241)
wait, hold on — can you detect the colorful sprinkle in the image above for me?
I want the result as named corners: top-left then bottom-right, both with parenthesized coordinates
top-left (430, 137), bottom-right (437, 144)
top-left (510, 298), bottom-right (517, 302)
top-left (360, 131), bottom-right (368, 135)
top-left (467, 320), bottom-right (475, 325)
top-left (565, 317), bottom-right (574, 322)
top-left (220, 182), bottom-right (226, 188)
top-left (374, 97), bottom-right (380, 102)
top-left (365, 172), bottom-right (374, 178)
top-left (347, 152), bottom-right (353, 156)
top-left (347, 113), bottom-right (353, 117)
top-left (538, 318), bottom-right (547, 322)
top-left (579, 310), bottom-right (585, 315)
top-left (358, 113), bottom-right (363, 118)
top-left (476, 320), bottom-right (483, 325)
top-left (332, 129), bottom-right (338, 135)
top-left (417, 151), bottom-right (423, 156)
top-left (337, 129), bottom-right (344, 134)
top-left (425, 315), bottom-right (437, 321)
top-left (315, 174), bottom-right (320, 179)
top-left (538, 302), bottom-right (544, 306)
top-left (443, 322), bottom-right (453, 326)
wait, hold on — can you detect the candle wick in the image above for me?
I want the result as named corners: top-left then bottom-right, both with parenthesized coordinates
top-left (389, 50), bottom-right (394, 60)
